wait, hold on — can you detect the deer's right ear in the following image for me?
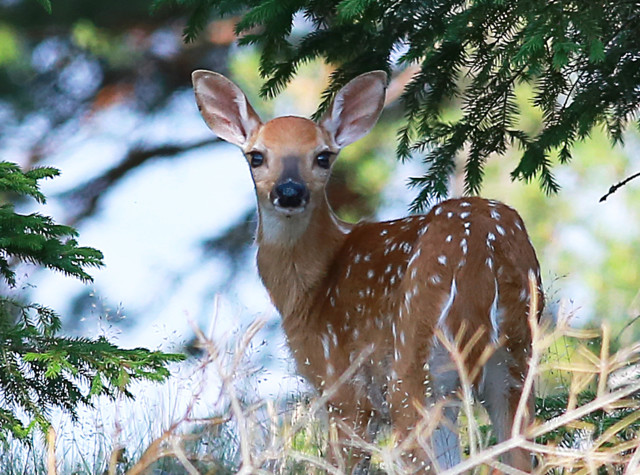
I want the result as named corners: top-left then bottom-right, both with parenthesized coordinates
top-left (192, 70), bottom-right (262, 147)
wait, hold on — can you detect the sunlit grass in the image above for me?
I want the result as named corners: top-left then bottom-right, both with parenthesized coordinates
top-left (6, 294), bottom-right (640, 474)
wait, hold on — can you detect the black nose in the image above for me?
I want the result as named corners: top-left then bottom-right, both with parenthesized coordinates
top-left (274, 181), bottom-right (308, 208)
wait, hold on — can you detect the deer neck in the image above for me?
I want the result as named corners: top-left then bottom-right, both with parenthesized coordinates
top-left (256, 196), bottom-right (350, 322)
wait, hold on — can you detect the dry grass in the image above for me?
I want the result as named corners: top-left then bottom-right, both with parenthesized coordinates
top-left (40, 290), bottom-right (640, 474)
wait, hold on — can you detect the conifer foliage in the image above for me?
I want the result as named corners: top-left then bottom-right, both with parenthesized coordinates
top-left (0, 161), bottom-right (184, 443)
top-left (158, 0), bottom-right (640, 209)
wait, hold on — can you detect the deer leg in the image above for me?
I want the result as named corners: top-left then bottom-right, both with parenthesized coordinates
top-left (387, 339), bottom-right (461, 473)
top-left (326, 392), bottom-right (376, 474)
top-left (426, 340), bottom-right (462, 471)
top-left (480, 347), bottom-right (533, 472)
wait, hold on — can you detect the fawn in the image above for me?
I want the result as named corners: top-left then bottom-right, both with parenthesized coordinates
top-left (192, 69), bottom-right (543, 473)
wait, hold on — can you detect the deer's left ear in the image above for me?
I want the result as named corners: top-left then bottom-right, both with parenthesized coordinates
top-left (320, 71), bottom-right (387, 148)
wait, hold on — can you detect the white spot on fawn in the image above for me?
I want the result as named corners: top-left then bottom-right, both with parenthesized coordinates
top-left (490, 209), bottom-right (501, 220)
top-left (496, 224), bottom-right (506, 236)
top-left (430, 274), bottom-right (442, 285)
top-left (328, 324), bottom-right (338, 346)
top-left (367, 269), bottom-right (375, 279)
top-left (437, 278), bottom-right (457, 331)
top-left (447, 212), bottom-right (454, 218)
top-left (435, 207), bottom-right (443, 215)
top-left (489, 279), bottom-right (500, 343)
top-left (407, 248), bottom-right (422, 267)
top-left (460, 238), bottom-right (468, 255)
top-left (519, 289), bottom-right (528, 301)
top-left (460, 201), bottom-right (471, 207)
top-left (354, 253), bottom-right (362, 263)
top-left (438, 255), bottom-right (447, 265)
top-left (460, 211), bottom-right (470, 219)
top-left (380, 229), bottom-right (389, 236)
top-left (446, 235), bottom-right (453, 243)
top-left (322, 334), bottom-right (331, 360)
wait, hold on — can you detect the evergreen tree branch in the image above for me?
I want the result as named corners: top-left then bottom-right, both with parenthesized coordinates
top-left (1, 163), bottom-right (185, 443)
top-left (155, 0), bottom-right (640, 206)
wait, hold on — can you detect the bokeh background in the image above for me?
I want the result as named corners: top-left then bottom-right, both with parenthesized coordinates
top-left (2, 0), bottom-right (640, 463)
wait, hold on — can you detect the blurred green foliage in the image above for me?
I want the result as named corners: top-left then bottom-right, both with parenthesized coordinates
top-left (156, 0), bottom-right (640, 210)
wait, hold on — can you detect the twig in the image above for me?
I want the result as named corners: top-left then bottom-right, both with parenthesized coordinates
top-left (126, 423), bottom-right (176, 475)
top-left (170, 437), bottom-right (201, 475)
top-left (599, 170), bottom-right (640, 202)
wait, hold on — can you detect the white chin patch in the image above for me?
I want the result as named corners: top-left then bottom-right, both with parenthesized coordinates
top-left (274, 204), bottom-right (306, 217)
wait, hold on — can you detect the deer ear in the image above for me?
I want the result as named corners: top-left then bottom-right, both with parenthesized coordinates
top-left (320, 71), bottom-right (387, 148)
top-left (192, 70), bottom-right (262, 147)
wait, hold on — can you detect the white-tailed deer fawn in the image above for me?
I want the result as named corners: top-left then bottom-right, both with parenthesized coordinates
top-left (193, 70), bottom-right (543, 473)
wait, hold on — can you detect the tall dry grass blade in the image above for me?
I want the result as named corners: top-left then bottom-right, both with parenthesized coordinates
top-left (436, 326), bottom-right (483, 458)
top-left (624, 436), bottom-right (640, 474)
top-left (512, 270), bottom-right (540, 437)
top-left (592, 407), bottom-right (640, 450)
top-left (487, 459), bottom-right (530, 475)
top-left (46, 426), bottom-right (57, 475)
top-left (108, 414), bottom-right (123, 475)
top-left (529, 380), bottom-right (640, 439)
top-left (597, 322), bottom-right (611, 403)
top-left (439, 435), bottom-right (525, 475)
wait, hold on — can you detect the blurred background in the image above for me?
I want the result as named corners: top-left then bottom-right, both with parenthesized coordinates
top-left (2, 0), bottom-right (640, 456)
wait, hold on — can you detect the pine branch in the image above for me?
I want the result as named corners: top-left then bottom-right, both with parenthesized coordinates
top-left (159, 0), bottom-right (640, 205)
top-left (0, 163), bottom-right (185, 443)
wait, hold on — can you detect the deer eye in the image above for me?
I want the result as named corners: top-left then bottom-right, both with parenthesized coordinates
top-left (248, 152), bottom-right (264, 168)
top-left (316, 152), bottom-right (332, 169)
